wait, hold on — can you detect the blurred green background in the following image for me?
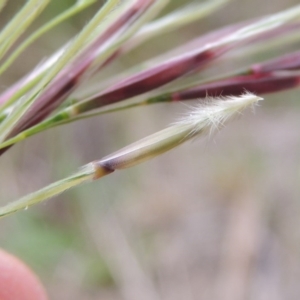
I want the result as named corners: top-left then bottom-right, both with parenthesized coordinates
top-left (0, 0), bottom-right (300, 299)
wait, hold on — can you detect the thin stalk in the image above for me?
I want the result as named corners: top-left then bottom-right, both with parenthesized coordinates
top-left (0, 0), bottom-right (97, 76)
top-left (0, 101), bottom-right (144, 148)
top-left (0, 0), bottom-right (50, 61)
top-left (0, 163), bottom-right (102, 218)
top-left (0, 93), bottom-right (261, 218)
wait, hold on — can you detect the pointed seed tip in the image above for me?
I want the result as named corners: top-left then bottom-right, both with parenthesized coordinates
top-left (240, 92), bottom-right (264, 103)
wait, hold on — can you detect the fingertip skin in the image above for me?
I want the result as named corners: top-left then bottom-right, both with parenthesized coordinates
top-left (0, 249), bottom-right (47, 300)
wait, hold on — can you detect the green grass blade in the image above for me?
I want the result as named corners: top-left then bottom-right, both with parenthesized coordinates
top-left (0, 164), bottom-right (97, 218)
top-left (0, 101), bottom-right (145, 149)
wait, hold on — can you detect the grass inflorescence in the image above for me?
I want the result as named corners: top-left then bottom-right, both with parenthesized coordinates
top-left (0, 0), bottom-right (299, 216)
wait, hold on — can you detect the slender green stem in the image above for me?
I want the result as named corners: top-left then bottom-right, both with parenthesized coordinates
top-left (0, 101), bottom-right (147, 149)
top-left (0, 0), bottom-right (97, 76)
top-left (0, 164), bottom-right (98, 218)
top-left (0, 0), bottom-right (50, 61)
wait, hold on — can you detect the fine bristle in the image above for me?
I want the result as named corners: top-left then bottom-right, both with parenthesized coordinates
top-left (175, 92), bottom-right (262, 136)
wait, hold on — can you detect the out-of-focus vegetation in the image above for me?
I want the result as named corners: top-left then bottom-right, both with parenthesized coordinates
top-left (0, 0), bottom-right (300, 299)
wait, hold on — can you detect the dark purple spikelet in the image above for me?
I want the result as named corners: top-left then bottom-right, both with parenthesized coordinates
top-left (79, 49), bottom-right (218, 112)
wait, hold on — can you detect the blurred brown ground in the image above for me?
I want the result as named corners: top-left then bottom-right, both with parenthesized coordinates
top-left (0, 0), bottom-right (300, 299)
